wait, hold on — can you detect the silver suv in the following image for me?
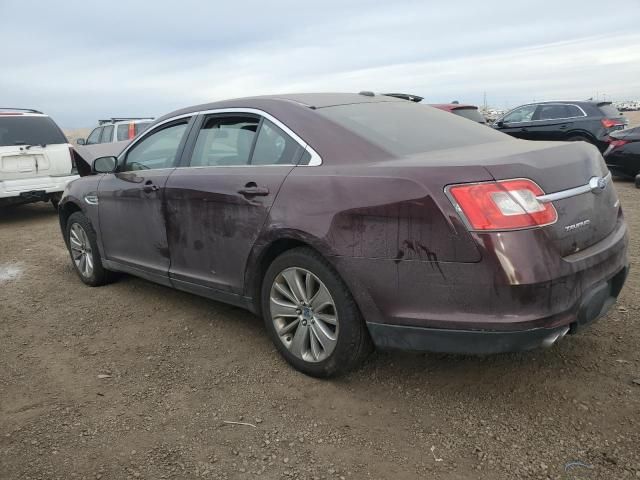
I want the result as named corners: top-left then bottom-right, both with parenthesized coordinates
top-left (0, 108), bottom-right (78, 208)
top-left (77, 117), bottom-right (153, 145)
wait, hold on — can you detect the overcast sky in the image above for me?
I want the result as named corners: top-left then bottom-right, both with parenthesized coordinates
top-left (1, 0), bottom-right (639, 127)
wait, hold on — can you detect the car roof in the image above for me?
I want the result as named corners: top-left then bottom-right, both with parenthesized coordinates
top-left (155, 92), bottom-right (405, 123)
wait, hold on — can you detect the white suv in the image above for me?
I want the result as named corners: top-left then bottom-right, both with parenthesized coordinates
top-left (77, 117), bottom-right (153, 145)
top-left (0, 108), bottom-right (78, 208)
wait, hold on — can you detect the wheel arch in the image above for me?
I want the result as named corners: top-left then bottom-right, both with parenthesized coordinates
top-left (58, 200), bottom-right (83, 244)
top-left (244, 231), bottom-right (385, 326)
top-left (563, 129), bottom-right (597, 143)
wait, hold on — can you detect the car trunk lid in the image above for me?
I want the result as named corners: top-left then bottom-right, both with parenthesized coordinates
top-left (478, 141), bottom-right (619, 256)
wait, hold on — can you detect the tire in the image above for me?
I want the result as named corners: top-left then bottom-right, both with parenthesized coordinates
top-left (635, 174), bottom-right (640, 189)
top-left (261, 247), bottom-right (372, 377)
top-left (65, 211), bottom-right (115, 286)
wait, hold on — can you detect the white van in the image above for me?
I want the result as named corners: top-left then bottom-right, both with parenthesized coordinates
top-left (0, 109), bottom-right (78, 208)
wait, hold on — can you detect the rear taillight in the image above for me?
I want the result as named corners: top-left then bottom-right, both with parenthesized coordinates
top-left (608, 138), bottom-right (628, 149)
top-left (128, 122), bottom-right (135, 140)
top-left (602, 118), bottom-right (623, 129)
top-left (447, 179), bottom-right (557, 231)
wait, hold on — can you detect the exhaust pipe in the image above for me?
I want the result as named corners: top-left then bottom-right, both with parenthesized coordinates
top-left (541, 326), bottom-right (570, 348)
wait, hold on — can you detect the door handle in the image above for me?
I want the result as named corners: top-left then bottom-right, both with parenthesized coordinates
top-left (238, 182), bottom-right (269, 196)
top-left (143, 180), bottom-right (160, 193)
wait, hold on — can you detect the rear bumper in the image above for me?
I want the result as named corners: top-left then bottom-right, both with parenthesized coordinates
top-left (367, 265), bottom-right (628, 354)
top-left (0, 175), bottom-right (78, 200)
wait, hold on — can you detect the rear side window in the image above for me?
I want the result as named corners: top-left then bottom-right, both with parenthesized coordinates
top-left (452, 108), bottom-right (486, 123)
top-left (317, 102), bottom-right (506, 156)
top-left (251, 119), bottom-right (304, 165)
top-left (599, 103), bottom-right (622, 118)
top-left (100, 125), bottom-right (114, 143)
top-left (116, 124), bottom-right (129, 141)
top-left (0, 116), bottom-right (67, 147)
top-left (536, 104), bottom-right (568, 120)
top-left (190, 115), bottom-right (259, 167)
top-left (565, 105), bottom-right (584, 117)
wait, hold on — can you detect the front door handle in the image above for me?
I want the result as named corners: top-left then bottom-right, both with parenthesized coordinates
top-left (238, 182), bottom-right (269, 197)
top-left (143, 180), bottom-right (160, 193)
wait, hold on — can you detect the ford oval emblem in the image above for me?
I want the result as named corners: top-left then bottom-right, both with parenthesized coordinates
top-left (589, 176), bottom-right (607, 194)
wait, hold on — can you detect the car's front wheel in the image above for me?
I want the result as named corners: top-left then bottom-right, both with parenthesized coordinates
top-left (261, 247), bottom-right (372, 377)
top-left (65, 211), bottom-right (114, 286)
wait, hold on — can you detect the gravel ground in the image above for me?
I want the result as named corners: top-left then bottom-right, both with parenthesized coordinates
top-left (1, 180), bottom-right (639, 480)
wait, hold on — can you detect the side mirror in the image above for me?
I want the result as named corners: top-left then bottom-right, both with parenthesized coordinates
top-left (93, 156), bottom-right (118, 174)
top-left (76, 138), bottom-right (86, 145)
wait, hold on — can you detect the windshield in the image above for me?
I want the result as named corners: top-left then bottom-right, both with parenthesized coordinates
top-left (0, 116), bottom-right (67, 147)
top-left (316, 101), bottom-right (506, 156)
top-left (452, 108), bottom-right (486, 123)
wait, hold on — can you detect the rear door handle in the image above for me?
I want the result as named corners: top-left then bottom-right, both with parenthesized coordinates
top-left (143, 180), bottom-right (160, 193)
top-left (238, 183), bottom-right (269, 196)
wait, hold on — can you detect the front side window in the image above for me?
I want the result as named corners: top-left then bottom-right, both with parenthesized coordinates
top-left (86, 127), bottom-right (102, 145)
top-left (251, 119), bottom-right (304, 165)
top-left (190, 115), bottom-right (259, 167)
top-left (123, 121), bottom-right (188, 171)
top-left (503, 105), bottom-right (537, 124)
top-left (101, 125), bottom-right (114, 143)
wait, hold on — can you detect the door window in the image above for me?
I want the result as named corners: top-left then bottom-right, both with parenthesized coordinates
top-left (100, 125), bottom-right (114, 143)
top-left (565, 105), bottom-right (584, 118)
top-left (123, 121), bottom-right (188, 171)
top-left (536, 104), bottom-right (569, 121)
top-left (503, 105), bottom-right (537, 124)
top-left (251, 119), bottom-right (304, 165)
top-left (190, 115), bottom-right (259, 167)
top-left (86, 127), bottom-right (102, 145)
top-left (116, 124), bottom-right (129, 141)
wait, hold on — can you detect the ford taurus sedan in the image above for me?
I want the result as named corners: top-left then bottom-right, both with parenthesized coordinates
top-left (59, 93), bottom-right (629, 377)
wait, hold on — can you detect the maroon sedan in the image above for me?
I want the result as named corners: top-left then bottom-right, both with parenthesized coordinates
top-left (59, 93), bottom-right (629, 377)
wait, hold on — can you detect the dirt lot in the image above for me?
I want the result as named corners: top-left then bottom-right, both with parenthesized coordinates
top-left (1, 181), bottom-right (639, 480)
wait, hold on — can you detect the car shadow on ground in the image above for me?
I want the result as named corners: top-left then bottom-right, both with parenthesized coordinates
top-left (0, 202), bottom-right (58, 225)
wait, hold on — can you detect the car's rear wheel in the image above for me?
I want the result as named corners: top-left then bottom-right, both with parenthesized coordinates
top-left (635, 174), bottom-right (640, 189)
top-left (65, 212), bottom-right (114, 286)
top-left (261, 247), bottom-right (372, 377)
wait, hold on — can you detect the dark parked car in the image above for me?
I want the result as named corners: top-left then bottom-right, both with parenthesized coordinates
top-left (430, 103), bottom-right (486, 123)
top-left (604, 126), bottom-right (640, 182)
top-left (58, 93), bottom-right (629, 377)
top-left (493, 101), bottom-right (627, 151)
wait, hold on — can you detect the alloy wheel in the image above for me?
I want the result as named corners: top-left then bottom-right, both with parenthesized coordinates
top-left (69, 223), bottom-right (94, 279)
top-left (269, 267), bottom-right (339, 363)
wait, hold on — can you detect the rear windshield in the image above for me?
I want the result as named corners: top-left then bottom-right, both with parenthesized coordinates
top-left (598, 103), bottom-right (622, 118)
top-left (0, 115), bottom-right (67, 147)
top-left (316, 101), bottom-right (505, 156)
top-left (452, 108), bottom-right (486, 123)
